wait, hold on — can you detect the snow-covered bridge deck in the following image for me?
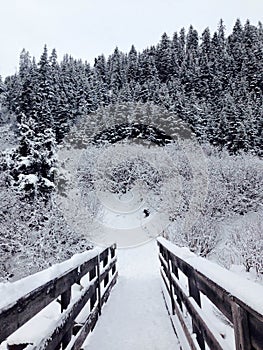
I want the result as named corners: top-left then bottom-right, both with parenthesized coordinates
top-left (83, 241), bottom-right (179, 350)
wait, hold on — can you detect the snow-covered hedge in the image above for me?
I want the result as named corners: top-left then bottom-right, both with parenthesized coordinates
top-left (165, 145), bottom-right (263, 272)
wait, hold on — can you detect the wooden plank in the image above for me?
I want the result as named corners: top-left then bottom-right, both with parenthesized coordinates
top-left (170, 262), bottom-right (183, 311)
top-left (101, 271), bottom-right (118, 306)
top-left (77, 256), bottom-right (101, 282)
top-left (161, 259), bottom-right (185, 311)
top-left (8, 344), bottom-right (31, 350)
top-left (188, 270), bottom-right (205, 350)
top-left (89, 264), bottom-right (97, 310)
top-left (99, 248), bottom-right (109, 263)
top-left (61, 289), bottom-right (71, 312)
top-left (111, 246), bottom-right (117, 275)
top-left (100, 258), bottom-right (117, 284)
top-left (160, 268), bottom-right (171, 296)
top-left (161, 274), bottom-right (198, 350)
top-left (159, 252), bottom-right (168, 269)
top-left (160, 243), bottom-right (225, 349)
top-left (171, 276), bottom-right (225, 350)
top-left (110, 245), bottom-right (116, 259)
top-left (162, 245), bottom-right (233, 321)
top-left (111, 262), bottom-right (116, 276)
top-left (96, 255), bottom-right (102, 316)
top-left (32, 282), bottom-right (98, 350)
top-left (103, 254), bottom-right (109, 288)
top-left (164, 246), bottom-right (236, 323)
top-left (195, 271), bottom-right (233, 322)
top-left (69, 305), bottom-right (100, 350)
top-left (167, 251), bottom-right (176, 316)
top-left (61, 288), bottom-right (72, 349)
top-left (248, 312), bottom-right (263, 350)
top-left (231, 302), bottom-right (251, 350)
top-left (69, 272), bottom-right (118, 350)
top-left (231, 295), bottom-right (263, 350)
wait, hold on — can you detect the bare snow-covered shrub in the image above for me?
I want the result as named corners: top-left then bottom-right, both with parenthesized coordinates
top-left (187, 215), bottom-right (220, 257)
top-left (230, 212), bottom-right (263, 274)
top-left (165, 144), bottom-right (263, 258)
top-left (167, 215), bottom-right (220, 257)
top-left (205, 148), bottom-right (263, 217)
top-left (0, 168), bottom-right (92, 282)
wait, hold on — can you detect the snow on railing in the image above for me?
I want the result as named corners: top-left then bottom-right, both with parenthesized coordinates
top-left (157, 237), bottom-right (263, 350)
top-left (0, 243), bottom-right (117, 350)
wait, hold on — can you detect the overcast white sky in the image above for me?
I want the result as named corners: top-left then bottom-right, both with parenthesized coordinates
top-left (0, 0), bottom-right (262, 78)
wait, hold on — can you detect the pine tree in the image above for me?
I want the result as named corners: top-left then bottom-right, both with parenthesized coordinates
top-left (127, 45), bottom-right (139, 83)
top-left (107, 47), bottom-right (125, 99)
top-left (156, 33), bottom-right (173, 83)
top-left (9, 114), bottom-right (56, 198)
top-left (18, 55), bottom-right (39, 123)
top-left (94, 55), bottom-right (110, 106)
top-left (35, 45), bottom-right (54, 131)
top-left (227, 19), bottom-right (244, 77)
top-left (0, 76), bottom-right (4, 96)
top-left (186, 25), bottom-right (199, 57)
top-left (198, 27), bottom-right (213, 99)
top-left (243, 21), bottom-right (263, 97)
top-left (178, 28), bottom-right (186, 63)
top-left (170, 32), bottom-right (181, 79)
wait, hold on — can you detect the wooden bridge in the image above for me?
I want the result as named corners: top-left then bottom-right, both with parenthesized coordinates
top-left (158, 238), bottom-right (263, 350)
top-left (0, 239), bottom-right (262, 350)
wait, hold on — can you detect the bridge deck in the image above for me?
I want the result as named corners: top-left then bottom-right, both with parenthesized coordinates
top-left (83, 240), bottom-right (180, 350)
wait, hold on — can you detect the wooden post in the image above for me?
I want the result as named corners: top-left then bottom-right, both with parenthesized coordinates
top-left (111, 245), bottom-right (116, 259)
top-left (61, 288), bottom-right (72, 349)
top-left (171, 261), bottom-right (183, 311)
top-left (112, 261), bottom-right (116, 275)
top-left (231, 302), bottom-right (251, 350)
top-left (96, 256), bottom-right (102, 316)
top-left (103, 253), bottom-right (109, 288)
top-left (188, 271), bottom-right (205, 350)
top-left (111, 246), bottom-right (116, 275)
top-left (89, 265), bottom-right (97, 311)
top-left (167, 250), bottom-right (176, 316)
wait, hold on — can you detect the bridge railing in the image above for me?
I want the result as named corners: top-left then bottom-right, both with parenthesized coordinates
top-left (0, 243), bottom-right (117, 350)
top-left (157, 237), bottom-right (263, 350)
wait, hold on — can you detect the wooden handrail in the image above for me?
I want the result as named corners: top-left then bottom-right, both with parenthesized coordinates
top-left (157, 238), bottom-right (263, 350)
top-left (0, 244), bottom-right (117, 350)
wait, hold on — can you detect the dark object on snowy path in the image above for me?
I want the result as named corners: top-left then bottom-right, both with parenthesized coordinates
top-left (143, 209), bottom-right (150, 217)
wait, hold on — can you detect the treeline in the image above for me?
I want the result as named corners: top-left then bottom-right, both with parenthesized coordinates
top-left (1, 18), bottom-right (263, 154)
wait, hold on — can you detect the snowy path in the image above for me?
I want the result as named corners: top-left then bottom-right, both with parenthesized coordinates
top-left (83, 240), bottom-right (180, 350)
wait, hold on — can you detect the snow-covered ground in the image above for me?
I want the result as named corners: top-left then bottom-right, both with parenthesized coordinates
top-left (83, 241), bottom-right (179, 350)
top-left (91, 189), bottom-right (169, 248)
